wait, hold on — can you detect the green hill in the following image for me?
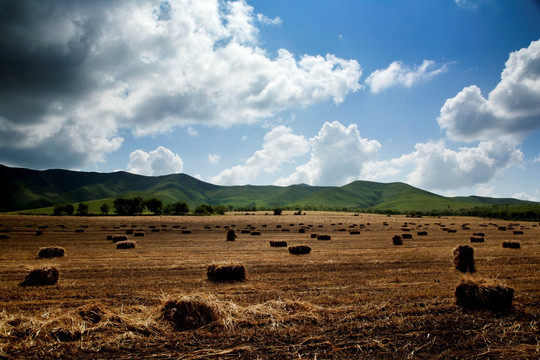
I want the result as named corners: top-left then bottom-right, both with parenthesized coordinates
top-left (0, 164), bottom-right (534, 214)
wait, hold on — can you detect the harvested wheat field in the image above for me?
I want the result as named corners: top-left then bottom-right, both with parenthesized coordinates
top-left (0, 213), bottom-right (539, 359)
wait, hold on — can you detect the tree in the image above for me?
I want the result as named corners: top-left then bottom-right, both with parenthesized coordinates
top-left (194, 203), bottom-right (213, 215)
top-left (273, 208), bottom-right (282, 215)
top-left (145, 198), bottom-right (163, 215)
top-left (163, 201), bottom-right (189, 215)
top-left (64, 203), bottom-right (75, 216)
top-left (214, 204), bottom-right (228, 215)
top-left (113, 197), bottom-right (145, 215)
top-left (100, 203), bottom-right (110, 215)
top-left (76, 203), bottom-right (89, 216)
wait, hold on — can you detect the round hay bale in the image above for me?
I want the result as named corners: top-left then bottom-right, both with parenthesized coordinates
top-left (417, 231), bottom-right (428, 236)
top-left (151, 228), bottom-right (160, 233)
top-left (392, 235), bottom-right (403, 245)
top-left (106, 235), bottom-right (113, 240)
top-left (240, 229), bottom-right (251, 234)
top-left (20, 266), bottom-right (59, 286)
top-left (298, 228), bottom-right (306, 233)
top-left (161, 296), bottom-right (221, 331)
top-left (455, 280), bottom-right (514, 313)
top-left (74, 229), bottom-right (84, 233)
top-left (181, 230), bottom-right (192, 234)
top-left (226, 229), bottom-right (236, 242)
top-left (473, 232), bottom-right (485, 237)
top-left (402, 233), bottom-right (413, 239)
top-left (0, 234), bottom-right (10, 240)
top-left (502, 241), bottom-right (520, 249)
top-left (513, 230), bottom-right (524, 235)
top-left (349, 230), bottom-right (360, 235)
top-left (250, 231), bottom-right (261, 236)
top-left (470, 236), bottom-right (485, 243)
top-left (498, 226), bottom-right (507, 231)
top-left (116, 241), bottom-right (136, 249)
top-left (38, 247), bottom-right (65, 259)
top-left (316, 235), bottom-right (331, 241)
top-left (269, 241), bottom-right (288, 247)
top-left (453, 245), bottom-right (475, 273)
top-left (35, 230), bottom-right (43, 236)
top-left (134, 232), bottom-right (145, 237)
top-left (125, 229), bottom-right (134, 235)
top-left (112, 235), bottom-right (128, 243)
top-left (207, 263), bottom-right (246, 282)
top-left (288, 245), bottom-right (311, 255)
top-left (310, 233), bottom-right (318, 238)
top-left (281, 228), bottom-right (290, 232)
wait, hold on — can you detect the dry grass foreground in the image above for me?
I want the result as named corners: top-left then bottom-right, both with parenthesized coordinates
top-left (0, 212), bottom-right (538, 359)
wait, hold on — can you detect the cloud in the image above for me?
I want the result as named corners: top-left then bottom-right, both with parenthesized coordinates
top-left (208, 153), bottom-right (221, 164)
top-left (438, 39), bottom-right (540, 142)
top-left (534, 155), bottom-right (540, 163)
top-left (454, 0), bottom-right (480, 9)
top-left (187, 127), bottom-right (199, 137)
top-left (512, 191), bottom-right (539, 202)
top-left (276, 121), bottom-right (381, 186)
top-left (365, 60), bottom-right (448, 93)
top-left (127, 146), bottom-right (183, 176)
top-left (209, 125), bottom-right (309, 185)
top-left (256, 13), bottom-right (282, 26)
top-left (362, 139), bottom-right (523, 191)
top-left (0, 0), bottom-right (361, 169)
top-left (476, 186), bottom-right (495, 197)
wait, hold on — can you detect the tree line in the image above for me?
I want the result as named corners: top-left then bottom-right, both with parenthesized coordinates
top-left (53, 197), bottom-right (231, 216)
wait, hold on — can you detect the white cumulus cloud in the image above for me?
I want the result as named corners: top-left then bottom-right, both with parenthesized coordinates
top-left (127, 146), bottom-right (183, 176)
top-left (209, 125), bottom-right (309, 185)
top-left (438, 38), bottom-right (540, 142)
top-left (365, 60), bottom-right (448, 93)
top-left (0, 0), bottom-right (361, 170)
top-left (362, 139), bottom-right (523, 191)
top-left (276, 121), bottom-right (381, 186)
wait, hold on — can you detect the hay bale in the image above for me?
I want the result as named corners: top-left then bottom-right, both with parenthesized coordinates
top-left (288, 245), bottom-right (311, 255)
top-left (298, 228), bottom-right (306, 233)
top-left (0, 234), bottom-right (10, 240)
top-left (161, 296), bottom-right (221, 331)
top-left (125, 229), bottom-right (134, 235)
top-left (349, 230), bottom-right (360, 235)
top-left (470, 236), bottom-right (485, 243)
top-left (226, 229), bottom-right (236, 241)
top-left (181, 230), bottom-right (192, 234)
top-left (502, 241), bottom-right (520, 249)
top-left (112, 235), bottom-right (128, 243)
top-left (116, 241), bottom-right (135, 249)
top-left (513, 230), bottom-right (524, 235)
top-left (316, 235), bottom-right (331, 241)
top-left (310, 233), bottom-right (318, 238)
top-left (455, 280), bottom-right (514, 313)
top-left (269, 241), bottom-right (288, 247)
top-left (207, 263), bottom-right (246, 282)
top-left (392, 235), bottom-right (403, 245)
top-left (453, 245), bottom-right (475, 273)
top-left (74, 229), bottom-right (84, 233)
top-left (417, 231), bottom-right (428, 236)
top-left (35, 230), bottom-right (43, 236)
top-left (402, 233), bottom-right (413, 239)
top-left (473, 232), bottom-right (485, 237)
top-left (38, 247), bottom-right (65, 259)
top-left (134, 232), bottom-right (145, 237)
top-left (20, 266), bottom-right (59, 286)
top-left (250, 231), bottom-right (261, 236)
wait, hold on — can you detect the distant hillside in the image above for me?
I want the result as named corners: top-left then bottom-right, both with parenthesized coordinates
top-left (0, 164), bottom-right (533, 213)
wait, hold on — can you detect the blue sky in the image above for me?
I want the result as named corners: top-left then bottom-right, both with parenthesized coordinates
top-left (1, 0), bottom-right (539, 200)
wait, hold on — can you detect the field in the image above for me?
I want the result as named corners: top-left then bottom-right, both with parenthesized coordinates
top-left (0, 213), bottom-right (538, 359)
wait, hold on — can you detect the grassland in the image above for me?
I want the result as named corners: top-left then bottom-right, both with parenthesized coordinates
top-left (0, 213), bottom-right (538, 359)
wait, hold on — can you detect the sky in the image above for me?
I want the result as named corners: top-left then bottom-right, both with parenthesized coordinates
top-left (1, 0), bottom-right (540, 200)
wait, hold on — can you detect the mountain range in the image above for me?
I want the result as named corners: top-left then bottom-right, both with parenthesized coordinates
top-left (0, 164), bottom-right (533, 213)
